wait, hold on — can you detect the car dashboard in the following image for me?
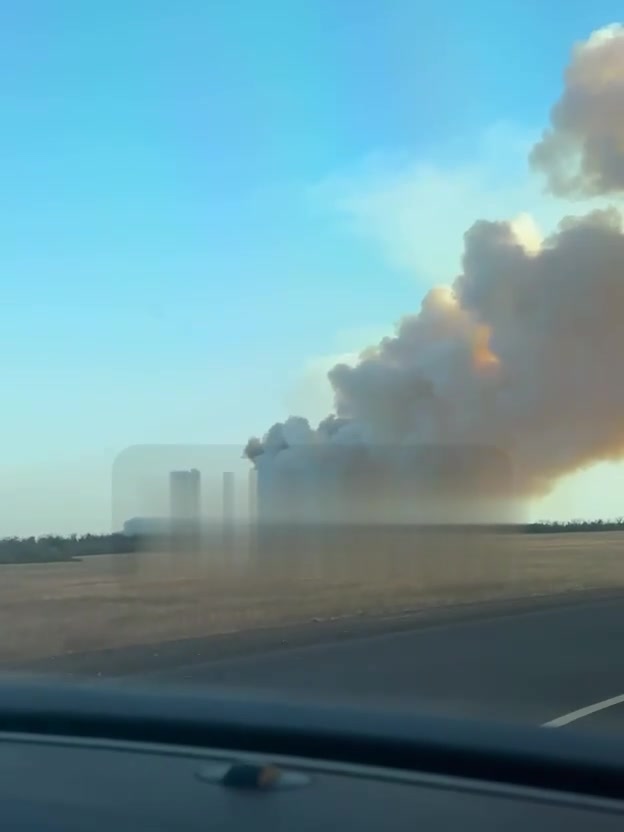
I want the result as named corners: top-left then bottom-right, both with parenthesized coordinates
top-left (0, 678), bottom-right (623, 830)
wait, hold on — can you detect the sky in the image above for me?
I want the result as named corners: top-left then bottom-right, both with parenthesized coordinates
top-left (2, 0), bottom-right (624, 535)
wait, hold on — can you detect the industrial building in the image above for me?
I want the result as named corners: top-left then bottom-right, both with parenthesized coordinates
top-left (169, 469), bottom-right (201, 525)
top-left (253, 444), bottom-right (517, 527)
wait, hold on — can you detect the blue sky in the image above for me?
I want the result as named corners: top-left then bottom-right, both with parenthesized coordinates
top-left (2, 1), bottom-right (624, 534)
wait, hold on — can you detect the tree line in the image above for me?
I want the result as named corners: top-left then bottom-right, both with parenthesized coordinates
top-left (525, 519), bottom-right (624, 533)
top-left (1, 519), bottom-right (623, 566)
top-left (0, 533), bottom-right (137, 565)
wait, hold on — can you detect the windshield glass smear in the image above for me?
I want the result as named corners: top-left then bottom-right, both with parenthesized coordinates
top-left (3, 3), bottom-right (624, 734)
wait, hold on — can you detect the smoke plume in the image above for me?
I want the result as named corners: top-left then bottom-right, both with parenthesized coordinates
top-left (531, 24), bottom-right (624, 196)
top-left (246, 26), bottom-right (624, 517)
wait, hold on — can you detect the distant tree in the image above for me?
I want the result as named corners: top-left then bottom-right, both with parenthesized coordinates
top-left (0, 532), bottom-right (137, 565)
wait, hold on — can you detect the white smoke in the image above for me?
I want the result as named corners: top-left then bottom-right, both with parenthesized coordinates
top-left (531, 24), bottom-right (624, 196)
top-left (246, 26), bottom-right (624, 518)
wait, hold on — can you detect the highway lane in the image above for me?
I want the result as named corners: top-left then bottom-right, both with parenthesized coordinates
top-left (142, 591), bottom-right (624, 730)
top-left (13, 590), bottom-right (624, 732)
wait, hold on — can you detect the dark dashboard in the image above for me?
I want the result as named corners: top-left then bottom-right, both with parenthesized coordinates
top-left (0, 678), bottom-right (623, 830)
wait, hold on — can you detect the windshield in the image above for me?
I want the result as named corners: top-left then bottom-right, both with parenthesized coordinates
top-left (4, 1), bottom-right (624, 735)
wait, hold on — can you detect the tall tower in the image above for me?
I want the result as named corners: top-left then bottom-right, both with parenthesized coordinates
top-left (222, 471), bottom-right (235, 558)
top-left (248, 468), bottom-right (258, 524)
top-left (247, 467), bottom-right (258, 559)
top-left (222, 471), bottom-right (235, 527)
top-left (169, 469), bottom-right (201, 528)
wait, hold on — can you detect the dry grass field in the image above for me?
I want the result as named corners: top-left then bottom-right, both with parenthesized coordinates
top-left (0, 529), bottom-right (623, 663)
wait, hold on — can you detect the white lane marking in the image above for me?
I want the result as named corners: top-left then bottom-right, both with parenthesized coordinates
top-left (544, 694), bottom-right (624, 728)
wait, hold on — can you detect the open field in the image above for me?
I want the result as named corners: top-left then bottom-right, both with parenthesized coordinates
top-left (0, 529), bottom-right (623, 664)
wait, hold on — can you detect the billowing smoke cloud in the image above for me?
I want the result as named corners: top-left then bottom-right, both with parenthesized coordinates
top-left (246, 26), bottom-right (624, 520)
top-left (531, 24), bottom-right (624, 196)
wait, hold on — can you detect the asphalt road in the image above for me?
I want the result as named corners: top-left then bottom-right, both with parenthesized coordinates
top-left (145, 591), bottom-right (624, 731)
top-left (16, 590), bottom-right (624, 733)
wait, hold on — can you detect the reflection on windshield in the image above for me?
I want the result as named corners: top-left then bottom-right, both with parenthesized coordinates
top-left (3, 11), bottom-right (624, 732)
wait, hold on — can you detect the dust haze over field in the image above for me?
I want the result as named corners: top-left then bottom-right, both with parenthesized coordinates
top-left (246, 25), bottom-right (624, 516)
top-left (3, 532), bottom-right (624, 665)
